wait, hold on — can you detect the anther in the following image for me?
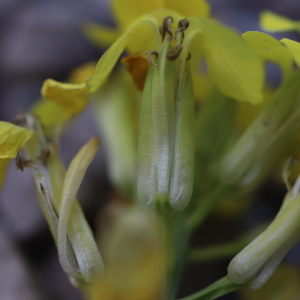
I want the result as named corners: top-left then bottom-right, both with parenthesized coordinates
top-left (146, 50), bottom-right (159, 67)
top-left (166, 45), bottom-right (183, 60)
top-left (178, 19), bottom-right (189, 31)
top-left (175, 19), bottom-right (190, 45)
top-left (15, 152), bottom-right (31, 171)
top-left (13, 113), bottom-right (27, 127)
top-left (161, 16), bottom-right (174, 41)
top-left (38, 147), bottom-right (51, 165)
top-left (186, 52), bottom-right (192, 61)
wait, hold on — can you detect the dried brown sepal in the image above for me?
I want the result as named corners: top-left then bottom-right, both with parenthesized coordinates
top-left (121, 52), bottom-right (150, 90)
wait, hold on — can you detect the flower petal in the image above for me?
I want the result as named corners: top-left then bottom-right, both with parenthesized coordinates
top-left (281, 38), bottom-right (300, 67)
top-left (41, 79), bottom-right (89, 120)
top-left (0, 121), bottom-right (32, 159)
top-left (192, 71), bottom-right (211, 101)
top-left (111, 0), bottom-right (163, 31)
top-left (242, 31), bottom-right (293, 81)
top-left (31, 99), bottom-right (65, 130)
top-left (260, 11), bottom-right (300, 32)
top-left (69, 62), bottom-right (97, 84)
top-left (57, 137), bottom-right (104, 283)
top-left (82, 22), bottom-right (120, 49)
top-left (188, 17), bottom-right (264, 104)
top-left (93, 70), bottom-right (139, 195)
top-left (0, 159), bottom-right (10, 190)
top-left (89, 209), bottom-right (166, 300)
top-left (164, 0), bottom-right (210, 18)
top-left (238, 264), bottom-right (300, 300)
top-left (86, 19), bottom-right (159, 93)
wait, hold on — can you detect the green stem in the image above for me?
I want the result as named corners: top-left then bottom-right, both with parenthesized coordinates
top-left (188, 237), bottom-right (249, 262)
top-left (186, 186), bottom-right (230, 231)
top-left (177, 276), bottom-right (246, 300)
top-left (167, 211), bottom-right (192, 300)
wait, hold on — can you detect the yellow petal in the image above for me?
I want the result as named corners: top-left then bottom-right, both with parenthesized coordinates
top-left (86, 19), bottom-right (159, 93)
top-left (260, 11), bottom-right (300, 32)
top-left (192, 71), bottom-right (211, 102)
top-left (89, 209), bottom-right (166, 300)
top-left (242, 31), bottom-right (293, 81)
top-left (281, 38), bottom-right (300, 67)
top-left (164, 0), bottom-right (210, 18)
top-left (31, 99), bottom-right (65, 130)
top-left (239, 264), bottom-right (300, 300)
top-left (188, 18), bottom-right (264, 104)
top-left (0, 159), bottom-right (10, 190)
top-left (235, 87), bottom-right (273, 132)
top-left (93, 70), bottom-right (140, 196)
top-left (111, 0), bottom-right (163, 31)
top-left (0, 121), bottom-right (32, 159)
top-left (82, 22), bottom-right (120, 49)
top-left (69, 61), bottom-right (97, 84)
top-left (41, 79), bottom-right (89, 120)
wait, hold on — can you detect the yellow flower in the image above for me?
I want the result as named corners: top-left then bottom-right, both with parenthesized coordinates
top-left (31, 79), bottom-right (89, 138)
top-left (259, 12), bottom-right (300, 70)
top-left (83, 0), bottom-right (210, 51)
top-left (87, 208), bottom-right (166, 300)
top-left (0, 109), bottom-right (103, 285)
top-left (0, 121), bottom-right (32, 188)
top-left (86, 9), bottom-right (264, 104)
top-left (238, 264), bottom-right (300, 300)
top-left (82, 0), bottom-right (265, 211)
top-left (21, 115), bottom-right (104, 285)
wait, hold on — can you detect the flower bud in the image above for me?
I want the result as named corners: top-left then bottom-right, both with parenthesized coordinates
top-left (228, 175), bottom-right (300, 289)
top-left (220, 70), bottom-right (300, 190)
top-left (137, 38), bottom-right (194, 211)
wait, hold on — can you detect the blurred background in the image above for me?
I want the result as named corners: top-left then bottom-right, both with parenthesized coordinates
top-left (1, 0), bottom-right (300, 299)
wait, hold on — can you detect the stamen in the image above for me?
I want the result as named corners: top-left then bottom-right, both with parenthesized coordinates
top-left (15, 152), bottom-right (31, 171)
top-left (175, 19), bottom-right (190, 45)
top-left (146, 50), bottom-right (159, 67)
top-left (38, 147), bottom-right (51, 165)
top-left (166, 45), bottom-right (183, 60)
top-left (186, 52), bottom-right (192, 61)
top-left (161, 16), bottom-right (174, 41)
top-left (13, 113), bottom-right (27, 127)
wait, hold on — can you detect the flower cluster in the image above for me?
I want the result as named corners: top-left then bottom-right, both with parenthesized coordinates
top-left (2, 1), bottom-right (300, 299)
